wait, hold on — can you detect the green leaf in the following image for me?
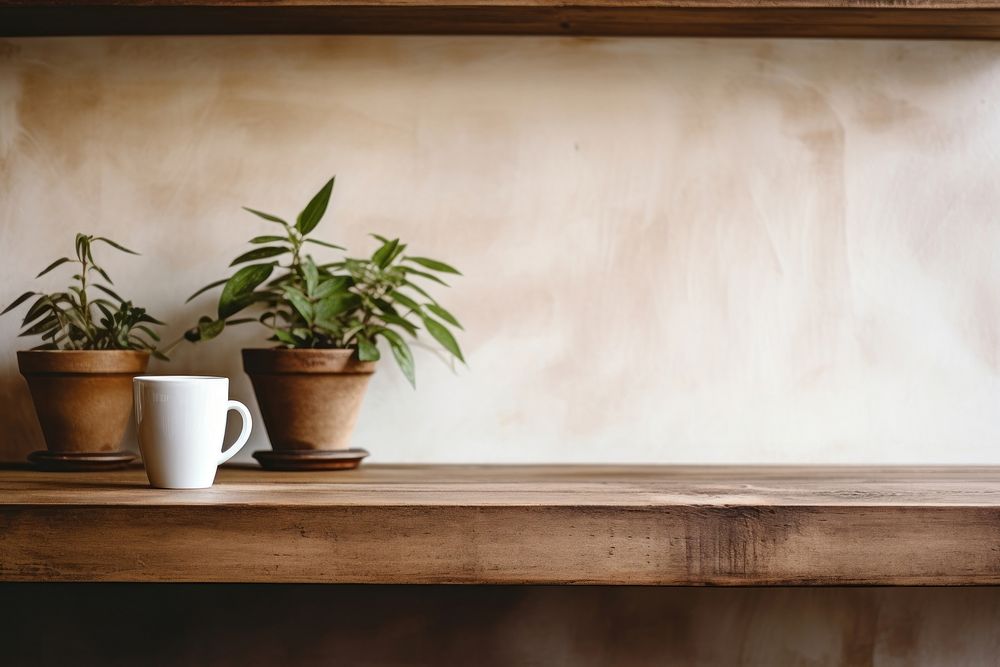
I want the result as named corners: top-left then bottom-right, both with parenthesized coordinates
top-left (371, 235), bottom-right (407, 266)
top-left (2, 291), bottom-right (35, 315)
top-left (373, 298), bottom-right (398, 316)
top-left (389, 243), bottom-right (407, 264)
top-left (281, 284), bottom-right (309, 302)
top-left (356, 334), bottom-right (380, 361)
top-left (379, 312), bottom-right (419, 337)
top-left (272, 329), bottom-right (297, 346)
top-left (315, 293), bottom-right (360, 321)
top-left (423, 316), bottom-right (465, 363)
top-left (391, 291), bottom-right (423, 314)
top-left (75, 234), bottom-right (90, 262)
top-left (265, 273), bottom-right (295, 289)
top-left (319, 261), bottom-right (347, 271)
top-left (400, 280), bottom-right (436, 303)
top-left (229, 246), bottom-right (289, 266)
top-left (403, 256), bottom-right (461, 275)
top-left (382, 330), bottom-right (415, 387)
top-left (296, 176), bottom-right (335, 235)
top-left (282, 287), bottom-right (313, 323)
top-left (95, 301), bottom-right (115, 322)
top-left (218, 263), bottom-right (275, 319)
top-left (315, 276), bottom-right (351, 299)
top-left (94, 237), bottom-right (140, 255)
top-left (303, 257), bottom-right (319, 297)
top-left (41, 292), bottom-right (75, 309)
top-left (21, 296), bottom-right (51, 324)
top-left (62, 309), bottom-right (93, 338)
top-left (403, 267), bottom-right (449, 286)
top-left (249, 235), bottom-right (288, 244)
top-left (93, 284), bottom-right (124, 302)
top-left (313, 318), bottom-right (342, 333)
top-left (198, 317), bottom-right (225, 341)
top-left (372, 238), bottom-right (400, 269)
top-left (221, 292), bottom-right (270, 321)
top-left (243, 207), bottom-right (289, 226)
top-left (36, 257), bottom-right (73, 278)
top-left (425, 303), bottom-right (463, 330)
top-left (304, 238), bottom-right (345, 250)
top-left (93, 265), bottom-right (113, 285)
top-left (338, 324), bottom-right (361, 343)
top-left (19, 315), bottom-right (59, 337)
top-left (47, 292), bottom-right (72, 306)
top-left (186, 278), bottom-right (227, 303)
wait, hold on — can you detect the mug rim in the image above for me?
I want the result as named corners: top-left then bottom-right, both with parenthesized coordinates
top-left (134, 375), bottom-right (227, 382)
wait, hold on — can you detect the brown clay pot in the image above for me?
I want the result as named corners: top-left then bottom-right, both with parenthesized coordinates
top-left (17, 350), bottom-right (150, 453)
top-left (242, 348), bottom-right (375, 451)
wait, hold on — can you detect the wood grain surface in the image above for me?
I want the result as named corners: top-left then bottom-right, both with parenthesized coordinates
top-left (4, 2), bottom-right (1000, 38)
top-left (2, 465), bottom-right (1000, 585)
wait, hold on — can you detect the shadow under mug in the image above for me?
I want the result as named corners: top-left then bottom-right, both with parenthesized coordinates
top-left (133, 376), bottom-right (252, 489)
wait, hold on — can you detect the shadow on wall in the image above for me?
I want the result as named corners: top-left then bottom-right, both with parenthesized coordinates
top-left (1, 584), bottom-right (1000, 666)
top-left (0, 368), bottom-right (42, 460)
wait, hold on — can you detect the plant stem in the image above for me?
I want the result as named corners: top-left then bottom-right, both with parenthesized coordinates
top-left (79, 255), bottom-right (90, 333)
top-left (159, 334), bottom-right (188, 356)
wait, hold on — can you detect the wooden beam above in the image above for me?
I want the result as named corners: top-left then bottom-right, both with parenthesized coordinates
top-left (3, 465), bottom-right (1000, 585)
top-left (3, 1), bottom-right (1000, 38)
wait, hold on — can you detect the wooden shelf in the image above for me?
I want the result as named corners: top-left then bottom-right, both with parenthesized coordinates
top-left (3, 1), bottom-right (1000, 38)
top-left (2, 464), bottom-right (1000, 585)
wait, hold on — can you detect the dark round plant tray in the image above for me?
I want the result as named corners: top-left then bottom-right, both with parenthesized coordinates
top-left (28, 450), bottom-right (136, 472)
top-left (252, 448), bottom-right (370, 471)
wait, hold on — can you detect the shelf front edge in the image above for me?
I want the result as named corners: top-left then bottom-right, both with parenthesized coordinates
top-left (3, 503), bottom-right (1000, 585)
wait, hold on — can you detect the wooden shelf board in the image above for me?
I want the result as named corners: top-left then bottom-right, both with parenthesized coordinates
top-left (2, 464), bottom-right (1000, 585)
top-left (3, 2), bottom-right (1000, 38)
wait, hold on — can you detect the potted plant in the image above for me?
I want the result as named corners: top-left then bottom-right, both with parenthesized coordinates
top-left (2, 234), bottom-right (165, 470)
top-left (185, 177), bottom-right (464, 469)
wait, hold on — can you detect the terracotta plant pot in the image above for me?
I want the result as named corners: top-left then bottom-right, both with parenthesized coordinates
top-left (242, 348), bottom-right (375, 451)
top-left (17, 350), bottom-right (150, 453)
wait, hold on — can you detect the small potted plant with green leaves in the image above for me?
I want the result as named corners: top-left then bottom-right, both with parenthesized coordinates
top-left (3, 234), bottom-right (165, 470)
top-left (185, 177), bottom-right (464, 470)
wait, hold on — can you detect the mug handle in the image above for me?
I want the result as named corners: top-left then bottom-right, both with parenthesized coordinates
top-left (217, 400), bottom-right (253, 466)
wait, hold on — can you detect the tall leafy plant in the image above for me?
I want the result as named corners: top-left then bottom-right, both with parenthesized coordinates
top-left (186, 177), bottom-right (464, 386)
top-left (2, 234), bottom-right (166, 356)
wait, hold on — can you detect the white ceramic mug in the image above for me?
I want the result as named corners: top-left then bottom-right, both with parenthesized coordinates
top-left (133, 376), bottom-right (252, 489)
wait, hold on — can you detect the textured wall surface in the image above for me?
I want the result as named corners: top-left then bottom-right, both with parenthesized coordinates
top-left (2, 37), bottom-right (1000, 463)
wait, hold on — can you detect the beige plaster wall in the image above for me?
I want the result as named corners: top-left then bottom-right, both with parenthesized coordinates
top-left (2, 36), bottom-right (1000, 463)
